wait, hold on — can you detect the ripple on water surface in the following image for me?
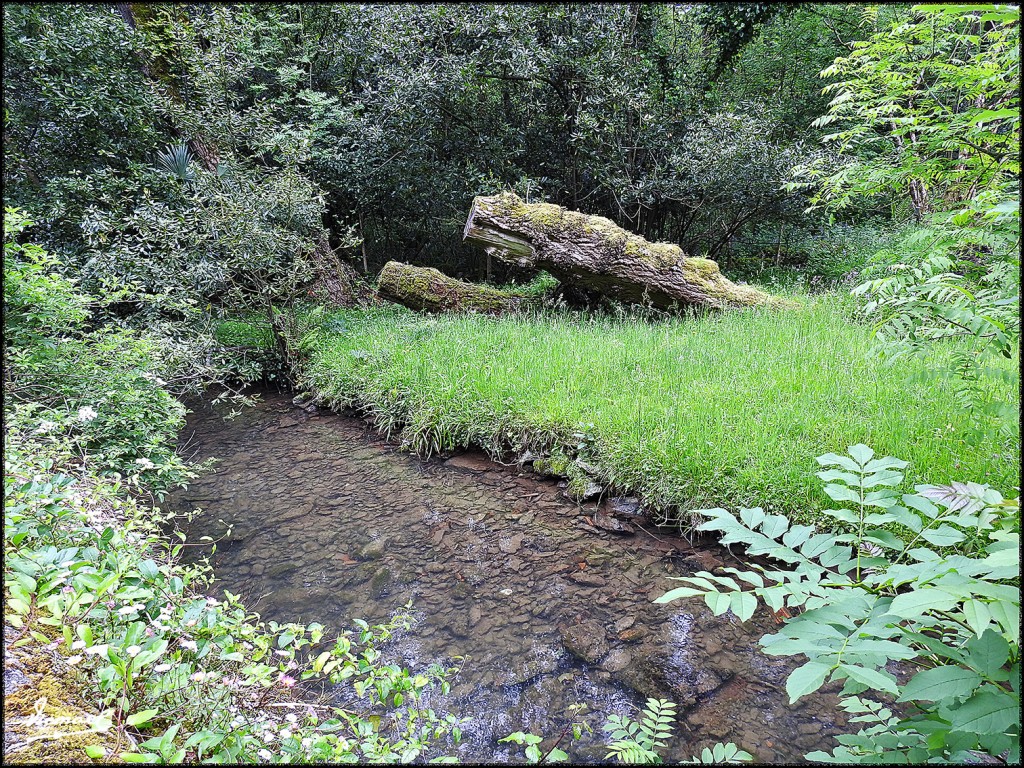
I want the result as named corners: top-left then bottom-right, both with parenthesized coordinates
top-left (167, 390), bottom-right (849, 762)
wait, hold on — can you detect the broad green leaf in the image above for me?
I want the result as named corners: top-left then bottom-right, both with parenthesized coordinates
top-left (861, 470), bottom-right (904, 489)
top-left (782, 525), bottom-right (815, 549)
top-left (863, 456), bottom-right (908, 472)
top-left (704, 591), bottom-right (732, 616)
top-left (816, 453), bottom-right (862, 472)
top-left (823, 507), bottom-right (859, 524)
top-left (888, 589), bottom-right (959, 619)
top-left (966, 630), bottom-right (1010, 676)
top-left (824, 484), bottom-right (861, 504)
top-left (760, 514), bottom-right (790, 539)
top-left (986, 600), bottom-right (1020, 646)
top-left (654, 586), bottom-right (705, 603)
top-left (950, 690), bottom-right (1020, 735)
top-left (720, 567), bottom-right (764, 588)
top-left (903, 494), bottom-right (939, 518)
top-left (838, 664), bottom-right (899, 695)
top-left (863, 529), bottom-right (905, 550)
top-left (786, 661), bottom-right (833, 703)
top-left (899, 666), bottom-right (982, 703)
top-left (739, 507), bottom-right (766, 529)
top-left (847, 444), bottom-right (874, 466)
top-left (84, 745), bottom-right (105, 759)
top-left (920, 525), bottom-right (966, 546)
top-left (126, 709), bottom-right (159, 727)
top-left (962, 600), bottom-right (992, 637)
top-left (731, 591), bottom-right (758, 622)
top-left (816, 469), bottom-right (861, 486)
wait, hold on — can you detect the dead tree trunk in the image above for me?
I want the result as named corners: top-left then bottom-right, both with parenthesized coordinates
top-left (377, 261), bottom-right (529, 315)
top-left (463, 193), bottom-right (790, 310)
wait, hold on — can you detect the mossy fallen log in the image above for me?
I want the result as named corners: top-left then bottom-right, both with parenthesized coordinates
top-left (377, 261), bottom-right (528, 314)
top-left (463, 192), bottom-right (790, 310)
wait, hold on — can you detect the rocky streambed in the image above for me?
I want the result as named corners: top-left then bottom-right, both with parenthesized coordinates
top-left (166, 389), bottom-right (849, 763)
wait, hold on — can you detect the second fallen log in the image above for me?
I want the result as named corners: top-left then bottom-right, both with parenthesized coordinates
top-left (463, 192), bottom-right (788, 310)
top-left (377, 261), bottom-right (528, 314)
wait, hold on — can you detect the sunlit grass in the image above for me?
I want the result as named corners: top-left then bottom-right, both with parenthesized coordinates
top-left (300, 295), bottom-right (1019, 524)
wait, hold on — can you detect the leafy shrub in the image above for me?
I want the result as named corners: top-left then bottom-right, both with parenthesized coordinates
top-left (657, 444), bottom-right (1020, 764)
top-left (4, 208), bottom-right (194, 494)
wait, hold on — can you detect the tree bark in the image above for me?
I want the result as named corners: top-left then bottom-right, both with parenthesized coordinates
top-left (377, 261), bottom-right (530, 315)
top-left (463, 193), bottom-right (790, 310)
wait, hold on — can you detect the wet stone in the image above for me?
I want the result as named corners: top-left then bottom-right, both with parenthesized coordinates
top-left (568, 571), bottom-right (605, 588)
top-left (358, 539), bottom-right (387, 561)
top-left (267, 562), bottom-right (299, 578)
top-left (601, 648), bottom-right (632, 673)
top-left (559, 620), bottom-right (608, 664)
top-left (498, 534), bottom-right (523, 554)
top-left (369, 567), bottom-right (392, 598)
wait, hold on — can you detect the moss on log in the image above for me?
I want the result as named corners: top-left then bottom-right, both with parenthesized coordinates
top-left (463, 192), bottom-right (790, 310)
top-left (377, 261), bottom-right (528, 314)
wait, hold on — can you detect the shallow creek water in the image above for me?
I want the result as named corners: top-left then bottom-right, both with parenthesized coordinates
top-left (166, 390), bottom-right (849, 763)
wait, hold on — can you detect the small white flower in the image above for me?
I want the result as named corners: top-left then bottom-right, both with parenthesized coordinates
top-left (67, 655), bottom-right (84, 666)
top-left (134, 458), bottom-right (156, 470)
top-left (118, 605), bottom-right (140, 616)
top-left (34, 420), bottom-right (59, 434)
top-left (126, 645), bottom-right (142, 657)
top-left (180, 639), bottom-right (198, 651)
top-left (285, 713), bottom-right (297, 724)
top-left (84, 644), bottom-right (109, 656)
top-left (258, 749), bottom-right (272, 761)
top-left (154, 663), bottom-right (172, 672)
top-left (77, 406), bottom-right (99, 422)
top-left (191, 671), bottom-right (206, 682)
top-left (280, 729), bottom-right (292, 740)
top-left (71, 640), bottom-right (86, 650)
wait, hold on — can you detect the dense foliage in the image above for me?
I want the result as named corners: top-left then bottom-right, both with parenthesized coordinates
top-left (657, 444), bottom-right (1019, 763)
top-left (3, 2), bottom-right (1020, 764)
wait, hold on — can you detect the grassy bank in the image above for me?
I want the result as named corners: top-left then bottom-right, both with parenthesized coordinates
top-left (301, 297), bottom-right (1019, 524)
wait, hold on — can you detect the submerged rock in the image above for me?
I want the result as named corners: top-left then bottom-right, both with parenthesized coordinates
top-left (444, 453), bottom-right (493, 472)
top-left (369, 567), bottom-right (392, 598)
top-left (601, 648), bottom-right (632, 673)
top-left (609, 496), bottom-right (645, 518)
top-left (498, 534), bottom-right (523, 554)
top-left (266, 561), bottom-right (299, 578)
top-left (592, 510), bottom-right (634, 534)
top-left (558, 620), bottom-right (608, 664)
top-left (358, 539), bottom-right (387, 561)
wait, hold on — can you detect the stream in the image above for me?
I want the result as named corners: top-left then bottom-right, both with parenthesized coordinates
top-left (166, 389), bottom-right (849, 763)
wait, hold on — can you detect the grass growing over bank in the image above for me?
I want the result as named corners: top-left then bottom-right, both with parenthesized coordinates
top-left (301, 297), bottom-right (1019, 524)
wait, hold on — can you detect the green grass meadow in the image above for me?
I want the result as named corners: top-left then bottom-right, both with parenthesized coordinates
top-left (299, 297), bottom-right (1019, 525)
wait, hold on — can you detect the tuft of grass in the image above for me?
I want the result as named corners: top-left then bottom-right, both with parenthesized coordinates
top-left (300, 297), bottom-right (1019, 525)
top-left (214, 318), bottom-right (276, 350)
